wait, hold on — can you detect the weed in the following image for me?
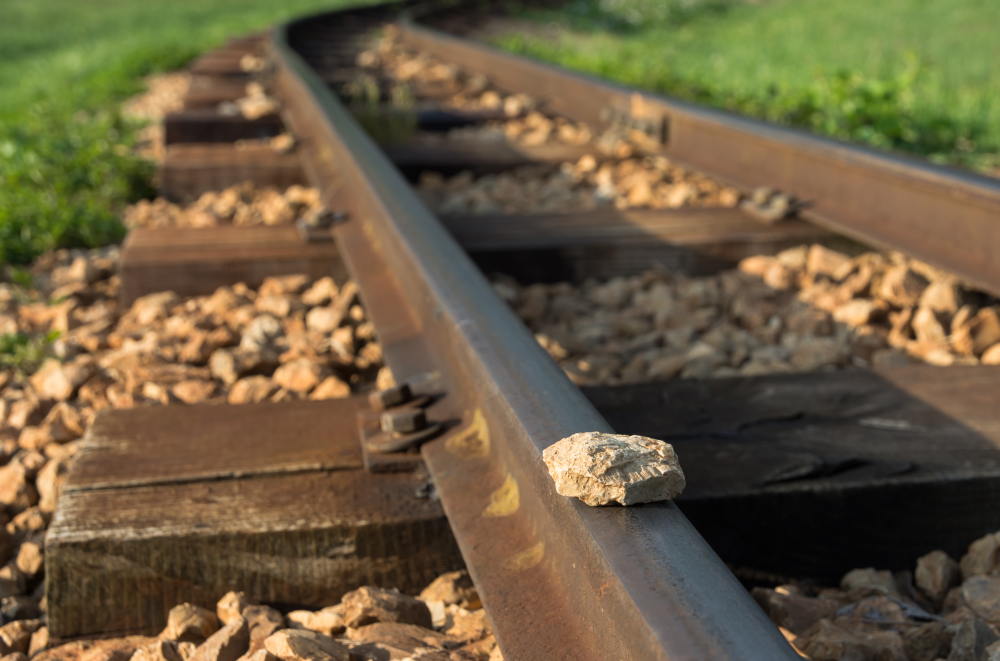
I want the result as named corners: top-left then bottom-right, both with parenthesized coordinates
top-left (0, 331), bottom-right (60, 375)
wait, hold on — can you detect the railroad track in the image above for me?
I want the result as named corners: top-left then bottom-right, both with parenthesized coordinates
top-left (38, 2), bottom-right (1000, 660)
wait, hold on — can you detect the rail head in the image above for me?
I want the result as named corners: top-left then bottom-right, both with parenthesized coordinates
top-left (271, 6), bottom-right (798, 661)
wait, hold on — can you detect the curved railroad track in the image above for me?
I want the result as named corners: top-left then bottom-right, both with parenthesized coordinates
top-left (36, 2), bottom-right (1000, 660)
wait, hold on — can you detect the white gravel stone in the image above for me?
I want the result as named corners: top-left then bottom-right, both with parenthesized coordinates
top-left (541, 432), bottom-right (685, 506)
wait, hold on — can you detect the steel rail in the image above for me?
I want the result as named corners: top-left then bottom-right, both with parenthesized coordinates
top-left (271, 6), bottom-right (798, 661)
top-left (397, 11), bottom-right (1000, 299)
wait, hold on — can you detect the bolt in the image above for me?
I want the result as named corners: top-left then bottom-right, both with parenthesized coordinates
top-left (369, 383), bottom-right (412, 410)
top-left (380, 408), bottom-right (427, 434)
top-left (303, 209), bottom-right (348, 229)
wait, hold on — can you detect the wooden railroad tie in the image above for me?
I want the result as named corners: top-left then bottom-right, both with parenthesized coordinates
top-left (182, 76), bottom-right (251, 110)
top-left (586, 364), bottom-right (1000, 582)
top-left (159, 144), bottom-right (307, 201)
top-left (120, 225), bottom-right (347, 304)
top-left (164, 110), bottom-right (284, 145)
top-left (46, 397), bottom-right (462, 638)
top-left (444, 207), bottom-right (835, 281)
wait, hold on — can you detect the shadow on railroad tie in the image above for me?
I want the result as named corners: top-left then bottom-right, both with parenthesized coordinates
top-left (446, 205), bottom-right (832, 283)
top-left (582, 365), bottom-right (1000, 586)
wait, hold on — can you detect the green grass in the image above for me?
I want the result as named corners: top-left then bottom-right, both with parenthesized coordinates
top-left (494, 0), bottom-right (1000, 171)
top-left (0, 0), bottom-right (371, 266)
top-left (0, 331), bottom-right (61, 375)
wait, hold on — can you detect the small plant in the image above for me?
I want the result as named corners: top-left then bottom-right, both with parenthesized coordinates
top-left (0, 330), bottom-right (59, 375)
top-left (0, 105), bottom-right (153, 265)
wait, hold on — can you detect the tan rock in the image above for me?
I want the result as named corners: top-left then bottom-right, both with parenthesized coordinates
top-left (239, 316), bottom-right (283, 354)
top-left (188, 617), bottom-right (249, 661)
top-left (305, 308), bottom-right (340, 334)
top-left (341, 587), bottom-right (433, 629)
top-left (970, 308), bottom-right (1000, 356)
top-left (301, 278), bottom-right (338, 307)
top-left (542, 432), bottom-right (685, 506)
top-left (762, 263), bottom-right (793, 290)
top-left (255, 296), bottom-right (293, 319)
top-left (919, 281), bottom-right (962, 314)
top-left (832, 299), bottom-right (879, 326)
top-left (171, 380), bottom-right (217, 404)
top-left (203, 288), bottom-right (247, 318)
top-left (28, 627), bottom-right (49, 656)
top-left (6, 508), bottom-right (48, 537)
top-left (29, 359), bottom-right (93, 401)
top-left (982, 343), bottom-right (1000, 365)
top-left (419, 571), bottom-right (479, 609)
top-left (738, 256), bottom-right (774, 278)
top-left (258, 275), bottom-right (309, 298)
top-left (41, 402), bottom-right (85, 443)
top-left (953, 307), bottom-right (1000, 356)
top-left (329, 327), bottom-right (354, 362)
top-left (911, 306), bottom-right (949, 345)
top-left (961, 575), bottom-right (1000, 625)
top-left (878, 266), bottom-right (928, 307)
top-left (806, 245), bottom-right (852, 279)
top-left (161, 604), bottom-right (220, 643)
top-left (0, 619), bottom-right (41, 655)
top-left (14, 542), bottom-right (42, 578)
top-left (915, 550), bottom-right (960, 604)
top-left (130, 292), bottom-right (179, 325)
top-left (0, 461), bottom-right (38, 513)
top-left (961, 532), bottom-right (1000, 579)
top-left (234, 651), bottom-right (277, 661)
top-left (285, 607), bottom-right (343, 637)
top-left (16, 427), bottom-right (52, 452)
top-left (227, 377), bottom-right (277, 405)
top-left (840, 567), bottom-right (898, 597)
top-left (216, 592), bottom-right (249, 626)
top-left (37, 456), bottom-right (70, 513)
top-left (32, 636), bottom-right (154, 661)
top-left (243, 606), bottom-right (283, 654)
top-left (309, 377), bottom-right (349, 400)
top-left (452, 635), bottom-right (497, 661)
top-left (5, 398), bottom-right (41, 431)
top-left (947, 613), bottom-right (998, 661)
top-left (272, 360), bottom-right (324, 394)
top-left (131, 640), bottom-right (184, 661)
top-left (262, 630), bottom-right (348, 661)
top-left (344, 622), bottom-right (451, 660)
top-left (210, 349), bottom-right (269, 386)
top-left (443, 607), bottom-right (489, 644)
top-left (50, 256), bottom-right (97, 288)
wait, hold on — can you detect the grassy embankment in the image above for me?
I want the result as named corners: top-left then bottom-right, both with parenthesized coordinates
top-left (0, 0), bottom-right (371, 266)
top-left (495, 0), bottom-right (1000, 172)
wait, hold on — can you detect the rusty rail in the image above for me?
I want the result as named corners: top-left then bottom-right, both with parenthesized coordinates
top-left (398, 10), bottom-right (1000, 298)
top-left (271, 5), bottom-right (798, 661)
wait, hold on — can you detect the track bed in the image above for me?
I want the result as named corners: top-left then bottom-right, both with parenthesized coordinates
top-left (26, 3), bottom-right (1000, 661)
